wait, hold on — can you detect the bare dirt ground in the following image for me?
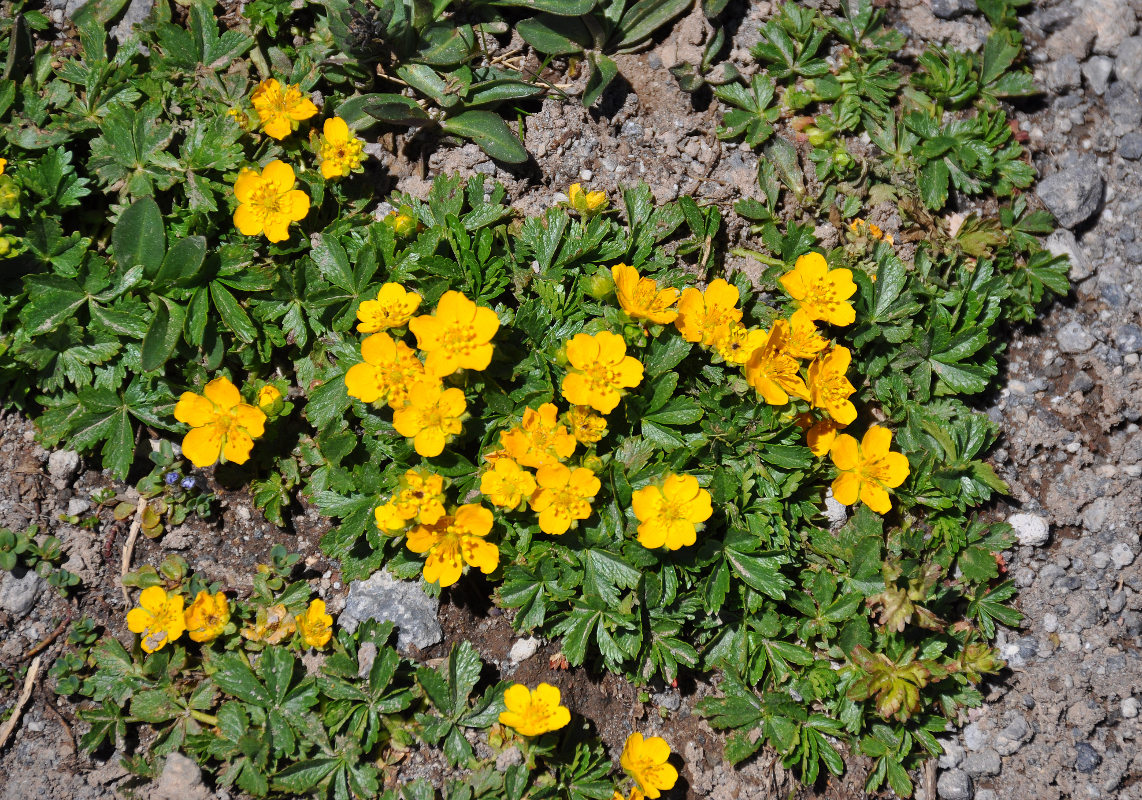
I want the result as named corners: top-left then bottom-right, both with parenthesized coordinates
top-left (2, 0), bottom-right (1142, 799)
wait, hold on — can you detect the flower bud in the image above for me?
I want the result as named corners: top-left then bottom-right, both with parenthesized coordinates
top-left (258, 384), bottom-right (284, 417)
top-left (586, 271), bottom-right (614, 300)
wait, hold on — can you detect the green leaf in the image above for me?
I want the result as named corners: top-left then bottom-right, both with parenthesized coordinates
top-left (616, 0), bottom-right (692, 50)
top-left (153, 236), bottom-right (206, 288)
top-left (210, 282), bottom-right (257, 344)
top-left (140, 297), bottom-right (185, 372)
top-left (516, 15), bottom-right (592, 55)
top-left (113, 197), bottom-right (166, 275)
top-left (487, 0), bottom-right (596, 15)
top-left (441, 111), bottom-right (527, 164)
top-left (583, 52), bottom-right (618, 107)
top-left (644, 336), bottom-right (692, 378)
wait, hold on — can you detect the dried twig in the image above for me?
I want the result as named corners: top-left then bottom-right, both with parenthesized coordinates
top-left (21, 612), bottom-right (72, 662)
top-left (42, 694), bottom-right (76, 755)
top-left (924, 757), bottom-right (937, 800)
top-left (120, 496), bottom-right (147, 605)
top-left (0, 655), bottom-right (42, 750)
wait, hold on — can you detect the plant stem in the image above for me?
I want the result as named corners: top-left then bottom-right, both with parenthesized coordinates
top-left (731, 247), bottom-right (784, 267)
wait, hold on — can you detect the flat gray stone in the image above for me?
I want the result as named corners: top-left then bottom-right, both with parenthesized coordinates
top-left (1056, 320), bottom-right (1096, 354)
top-left (0, 570), bottom-right (45, 618)
top-left (1082, 55), bottom-right (1114, 95)
top-left (963, 748), bottom-right (1001, 777)
top-left (1088, 0), bottom-right (1137, 54)
top-left (1009, 512), bottom-right (1051, 547)
top-left (1045, 54), bottom-right (1082, 92)
top-left (1117, 36), bottom-right (1142, 91)
top-left (1120, 131), bottom-right (1142, 160)
top-left (154, 752), bottom-right (208, 800)
top-left (930, 0), bottom-right (977, 19)
top-left (1111, 542), bottom-right (1136, 568)
top-left (1036, 158), bottom-right (1104, 228)
top-left (1113, 323), bottom-right (1142, 353)
top-left (1075, 742), bottom-right (1102, 773)
top-left (1046, 229), bottom-right (1093, 281)
top-left (338, 569), bottom-right (442, 653)
top-left (937, 768), bottom-right (973, 800)
top-left (47, 449), bottom-right (80, 487)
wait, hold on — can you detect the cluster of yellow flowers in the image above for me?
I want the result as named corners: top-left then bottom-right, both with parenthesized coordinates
top-left (231, 79), bottom-right (365, 243)
top-left (127, 585), bottom-right (331, 653)
top-left (496, 682), bottom-right (676, 799)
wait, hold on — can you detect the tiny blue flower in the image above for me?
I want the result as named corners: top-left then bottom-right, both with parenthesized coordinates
top-left (164, 472), bottom-right (180, 485)
top-left (181, 476), bottom-right (197, 490)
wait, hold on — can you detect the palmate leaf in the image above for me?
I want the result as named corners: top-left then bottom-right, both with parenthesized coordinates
top-left (89, 100), bottom-right (180, 196)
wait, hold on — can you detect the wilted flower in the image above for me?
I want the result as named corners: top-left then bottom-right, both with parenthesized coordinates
top-left (409, 290), bottom-right (500, 378)
top-left (232, 160), bottom-right (310, 242)
top-left (779, 252), bottom-right (857, 326)
top-left (250, 78), bottom-right (318, 139)
top-left (564, 405), bottom-right (607, 445)
top-left (480, 458), bottom-right (537, 510)
top-left (529, 463), bottom-right (600, 535)
top-left (500, 403), bottom-right (576, 469)
top-left (561, 331), bottom-right (644, 414)
top-left (343, 332), bottom-right (426, 408)
top-left (296, 599), bottom-right (333, 648)
top-left (632, 474), bottom-right (713, 550)
top-left (241, 603), bottom-right (296, 644)
top-left (498, 682), bottom-right (572, 736)
top-left (318, 117), bottom-right (364, 180)
top-left (612, 264), bottom-right (680, 325)
top-left (174, 376), bottom-right (266, 468)
top-left (675, 279), bottom-right (742, 346)
top-left (830, 425), bottom-right (910, 514)
top-left (849, 217), bottom-right (894, 245)
top-left (356, 282), bottom-right (422, 333)
top-left (405, 504), bottom-right (499, 587)
top-left (184, 590), bottom-right (230, 643)
top-left (621, 733), bottom-right (678, 799)
top-left (127, 587), bottom-right (185, 653)
top-left (391, 378), bottom-right (467, 457)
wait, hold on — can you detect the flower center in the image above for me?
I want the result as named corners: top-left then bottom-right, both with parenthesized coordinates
top-left (251, 182), bottom-right (285, 213)
top-left (443, 323), bottom-right (479, 358)
top-left (804, 278), bottom-right (838, 310)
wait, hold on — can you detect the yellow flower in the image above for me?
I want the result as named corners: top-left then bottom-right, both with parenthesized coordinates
top-left (375, 469), bottom-right (447, 532)
top-left (783, 309), bottom-right (829, 361)
top-left (0, 158), bottom-right (6, 175)
top-left (356, 283), bottom-right (422, 333)
top-left (564, 405), bottom-right (607, 445)
top-left (612, 264), bottom-right (680, 325)
top-left (807, 345), bottom-right (857, 425)
top-left (250, 78), bottom-right (318, 140)
top-left (529, 463), bottom-right (600, 535)
top-left (778, 252), bottom-right (857, 326)
top-left (384, 207), bottom-right (418, 237)
top-left (296, 599), bottom-right (333, 648)
top-left (240, 603), bottom-right (296, 644)
top-left (391, 378), bottom-right (467, 457)
top-left (568, 183), bottom-right (608, 216)
top-left (830, 425), bottom-right (910, 514)
top-left (620, 733), bottom-right (678, 799)
top-left (405, 504), bottom-right (499, 587)
top-left (561, 331), bottom-right (644, 414)
top-left (318, 117), bottom-right (365, 180)
top-left (409, 290), bottom-right (500, 378)
top-left (500, 403), bottom-right (576, 469)
top-left (232, 160), bottom-right (310, 242)
top-left (674, 279), bottom-right (742, 346)
top-left (344, 332), bottom-right (426, 408)
top-left (480, 458), bottom-right (537, 510)
top-left (806, 418), bottom-right (845, 457)
top-left (257, 384), bottom-right (284, 416)
top-left (713, 322), bottom-right (766, 365)
top-left (174, 376), bottom-right (267, 468)
top-left (498, 682), bottom-right (572, 737)
top-left (632, 474), bottom-right (713, 550)
top-left (744, 321), bottom-right (809, 406)
top-left (612, 790), bottom-right (645, 800)
top-left (183, 590), bottom-right (230, 643)
top-left (126, 587), bottom-right (186, 654)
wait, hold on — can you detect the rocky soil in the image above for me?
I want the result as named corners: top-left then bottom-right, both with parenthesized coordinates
top-left (2, 0), bottom-right (1142, 798)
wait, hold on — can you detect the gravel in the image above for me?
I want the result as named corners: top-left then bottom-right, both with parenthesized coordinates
top-left (1110, 542), bottom-right (1136, 567)
top-left (1055, 320), bottom-right (1096, 353)
top-left (963, 749), bottom-right (1002, 777)
top-left (153, 752), bottom-right (208, 800)
top-left (1081, 55), bottom-right (1114, 94)
top-left (930, 0), bottom-right (977, 19)
top-left (1046, 228), bottom-right (1094, 281)
top-left (338, 569), bottom-right (442, 653)
top-left (46, 449), bottom-right (80, 488)
top-left (1074, 742), bottom-right (1102, 773)
top-left (1008, 512), bottom-right (1051, 546)
top-left (508, 636), bottom-right (540, 665)
top-left (937, 768), bottom-right (973, 800)
top-left (1035, 158), bottom-right (1105, 228)
top-left (1122, 697), bottom-right (1139, 718)
top-left (0, 570), bottom-right (45, 618)
top-left (1117, 36), bottom-right (1142, 91)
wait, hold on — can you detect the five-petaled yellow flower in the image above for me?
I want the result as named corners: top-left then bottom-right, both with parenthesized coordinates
top-left (184, 590), bottom-right (230, 643)
top-left (357, 283), bottom-right (422, 333)
top-left (250, 78), bottom-right (318, 140)
top-left (296, 599), bottom-right (333, 648)
top-left (174, 376), bottom-right (267, 468)
top-left (561, 331), bottom-right (644, 414)
top-left (568, 183), bottom-right (608, 216)
top-left (409, 290), bottom-right (500, 378)
top-left (829, 425), bottom-right (910, 514)
top-left (392, 378), bottom-right (467, 457)
top-left (632, 474), bottom-right (713, 550)
top-left (500, 403), bottom-right (576, 469)
top-left (127, 586), bottom-right (185, 654)
top-left (714, 322), bottom-right (766, 365)
top-left (621, 733), bottom-right (678, 799)
top-left (529, 463), bottom-right (600, 535)
top-left (564, 405), bottom-right (607, 445)
top-left (612, 264), bottom-right (680, 325)
top-left (344, 332), bottom-right (426, 409)
top-left (318, 117), bottom-right (365, 180)
top-left (480, 458), bottom-right (537, 510)
top-left (232, 160), bottom-right (311, 243)
top-left (744, 321), bottom-right (809, 406)
top-left (779, 252), bottom-right (857, 326)
top-left (675, 279), bottom-right (742, 346)
top-left (499, 682), bottom-right (572, 737)
top-left (405, 504), bottom-right (499, 587)
top-left (807, 345), bottom-right (857, 425)
top-left (375, 469), bottom-right (447, 532)
top-left (783, 309), bottom-right (829, 361)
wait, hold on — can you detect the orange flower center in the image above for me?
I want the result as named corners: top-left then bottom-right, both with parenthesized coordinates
top-left (803, 278), bottom-right (841, 311)
top-left (250, 181), bottom-right (287, 214)
top-left (442, 322), bottom-right (481, 358)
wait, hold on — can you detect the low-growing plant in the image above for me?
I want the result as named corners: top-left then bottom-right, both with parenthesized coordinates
top-left (0, 524), bottom-right (81, 593)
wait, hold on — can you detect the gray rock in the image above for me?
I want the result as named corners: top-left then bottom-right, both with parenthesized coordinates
top-left (1075, 742), bottom-right (1102, 773)
top-left (1122, 697), bottom-right (1139, 718)
top-left (652, 690), bottom-right (681, 711)
top-left (1083, 497), bottom-right (1111, 532)
top-left (111, 0), bottom-right (158, 42)
top-left (930, 0), bottom-right (977, 19)
top-left (66, 498), bottom-right (90, 517)
top-left (338, 570), bottom-right (442, 653)
top-left (496, 746), bottom-right (524, 771)
top-left (1046, 21), bottom-right (1096, 61)
top-left (1082, 56), bottom-right (1114, 95)
top-left (1118, 36), bottom-right (1142, 92)
top-left (1088, 0), bottom-right (1137, 54)
top-left (1043, 612), bottom-right (1059, 633)
top-left (939, 737), bottom-right (965, 769)
top-left (1120, 132), bottom-right (1142, 159)
top-left (508, 636), bottom-right (540, 665)
top-left (995, 715), bottom-right (1030, 755)
top-left (1029, 4), bottom-right (1076, 35)
top-left (1111, 542), bottom-right (1136, 568)
top-left (824, 490), bottom-right (848, 531)
top-left (1045, 54), bottom-right (1082, 92)
top-left (0, 570), bottom-right (45, 618)
top-left (963, 749), bottom-right (1001, 777)
top-left (1108, 81), bottom-right (1142, 128)
top-left (154, 752), bottom-right (208, 800)
top-left (1009, 512), bottom-right (1051, 546)
top-left (1114, 324), bottom-right (1142, 353)
top-left (1109, 592), bottom-right (1126, 613)
top-left (937, 768), bottom-right (973, 800)
top-left (975, 791), bottom-right (997, 800)
top-left (1046, 229), bottom-right (1094, 281)
top-left (1036, 159), bottom-right (1104, 228)
top-left (47, 449), bottom-right (80, 487)
top-left (962, 722), bottom-right (989, 751)
top-left (1056, 320), bottom-right (1096, 354)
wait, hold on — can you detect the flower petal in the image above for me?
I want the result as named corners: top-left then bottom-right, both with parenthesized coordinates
top-left (182, 424), bottom-right (224, 468)
top-left (174, 392), bottom-right (217, 427)
top-left (261, 159), bottom-right (296, 190)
